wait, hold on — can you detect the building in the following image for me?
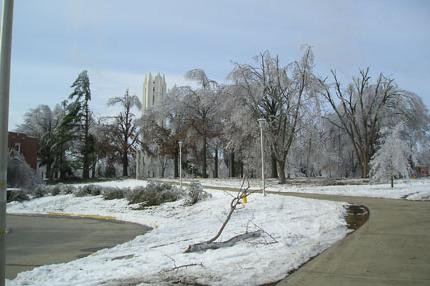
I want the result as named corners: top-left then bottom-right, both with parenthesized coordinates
top-left (136, 73), bottom-right (167, 179)
top-left (414, 165), bottom-right (429, 177)
top-left (8, 131), bottom-right (39, 171)
top-left (142, 73), bottom-right (167, 111)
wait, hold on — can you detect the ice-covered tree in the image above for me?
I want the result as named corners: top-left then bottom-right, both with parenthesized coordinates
top-left (138, 85), bottom-right (190, 178)
top-left (370, 124), bottom-right (411, 188)
top-left (107, 89), bottom-right (142, 176)
top-left (319, 69), bottom-right (407, 178)
top-left (17, 103), bottom-right (73, 179)
top-left (228, 47), bottom-right (316, 183)
top-left (219, 83), bottom-right (260, 178)
top-left (7, 152), bottom-right (43, 189)
top-left (17, 105), bottom-right (57, 179)
top-left (67, 70), bottom-right (93, 179)
top-left (183, 69), bottom-right (221, 178)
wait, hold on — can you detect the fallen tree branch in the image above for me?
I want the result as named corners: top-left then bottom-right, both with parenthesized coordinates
top-left (185, 177), bottom-right (259, 253)
top-left (167, 262), bottom-right (204, 272)
top-left (250, 221), bottom-right (279, 244)
top-left (206, 177), bottom-right (250, 244)
top-left (185, 230), bottom-right (263, 253)
top-left (164, 255), bottom-right (204, 271)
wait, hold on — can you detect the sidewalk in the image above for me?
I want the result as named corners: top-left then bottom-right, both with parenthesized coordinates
top-left (274, 193), bottom-right (430, 286)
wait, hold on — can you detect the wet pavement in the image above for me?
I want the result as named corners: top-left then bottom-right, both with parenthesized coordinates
top-left (6, 214), bottom-right (150, 279)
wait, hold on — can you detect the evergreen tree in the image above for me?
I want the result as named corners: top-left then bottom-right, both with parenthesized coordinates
top-left (68, 70), bottom-right (93, 179)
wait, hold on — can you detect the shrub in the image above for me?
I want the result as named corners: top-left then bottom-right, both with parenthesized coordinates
top-left (90, 185), bottom-right (102, 196)
top-left (7, 190), bottom-right (30, 202)
top-left (62, 185), bottom-right (76, 194)
top-left (75, 184), bottom-right (103, 197)
top-left (7, 153), bottom-right (43, 190)
top-left (75, 188), bottom-right (89, 197)
top-left (50, 184), bottom-right (63, 196)
top-left (127, 182), bottom-right (183, 207)
top-left (102, 187), bottom-right (126, 200)
top-left (184, 181), bottom-right (211, 206)
top-left (32, 185), bottom-right (49, 198)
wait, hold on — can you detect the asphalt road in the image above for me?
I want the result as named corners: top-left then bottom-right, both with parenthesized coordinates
top-left (6, 214), bottom-right (150, 279)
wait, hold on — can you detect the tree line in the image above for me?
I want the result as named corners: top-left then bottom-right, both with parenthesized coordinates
top-left (17, 71), bottom-right (141, 180)
top-left (18, 48), bottom-right (430, 183)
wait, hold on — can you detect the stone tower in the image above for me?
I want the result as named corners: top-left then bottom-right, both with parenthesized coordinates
top-left (142, 73), bottom-right (166, 112)
top-left (136, 73), bottom-right (167, 179)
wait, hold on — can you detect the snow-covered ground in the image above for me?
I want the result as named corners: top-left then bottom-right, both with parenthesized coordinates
top-left (6, 180), bottom-right (349, 286)
top-left (74, 178), bottom-right (150, 189)
top-left (270, 179), bottom-right (430, 200)
top-left (164, 178), bottom-right (430, 201)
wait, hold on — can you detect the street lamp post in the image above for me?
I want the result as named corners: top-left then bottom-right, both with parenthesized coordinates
top-left (178, 141), bottom-right (182, 189)
top-left (258, 118), bottom-right (266, 196)
top-left (0, 1), bottom-right (14, 285)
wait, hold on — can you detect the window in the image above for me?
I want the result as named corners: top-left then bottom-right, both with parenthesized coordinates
top-left (14, 142), bottom-right (21, 153)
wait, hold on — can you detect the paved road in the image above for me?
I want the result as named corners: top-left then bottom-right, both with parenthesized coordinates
top-left (272, 193), bottom-right (430, 286)
top-left (6, 214), bottom-right (149, 279)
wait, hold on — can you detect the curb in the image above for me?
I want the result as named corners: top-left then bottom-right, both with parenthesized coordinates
top-left (47, 212), bottom-right (116, 221)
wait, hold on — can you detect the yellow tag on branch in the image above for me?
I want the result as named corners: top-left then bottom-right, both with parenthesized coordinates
top-left (242, 195), bottom-right (248, 204)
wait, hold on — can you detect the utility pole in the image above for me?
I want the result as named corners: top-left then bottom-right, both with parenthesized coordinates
top-left (0, 1), bottom-right (14, 285)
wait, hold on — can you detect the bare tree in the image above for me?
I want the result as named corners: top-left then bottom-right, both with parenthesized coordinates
top-left (318, 68), bottom-right (402, 178)
top-left (184, 69), bottom-right (221, 178)
top-left (228, 48), bottom-right (315, 183)
top-left (107, 89), bottom-right (141, 176)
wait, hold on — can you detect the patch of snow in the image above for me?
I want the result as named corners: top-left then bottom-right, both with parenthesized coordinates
top-left (268, 179), bottom-right (430, 201)
top-left (6, 180), bottom-right (349, 286)
top-left (165, 178), bottom-right (430, 201)
top-left (74, 178), bottom-right (149, 189)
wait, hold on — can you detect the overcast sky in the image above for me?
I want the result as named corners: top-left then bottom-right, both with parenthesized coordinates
top-left (4, 0), bottom-right (430, 129)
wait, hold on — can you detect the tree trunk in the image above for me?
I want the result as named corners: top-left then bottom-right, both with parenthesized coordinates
top-left (214, 147), bottom-right (218, 178)
top-left (306, 137), bottom-right (312, 177)
top-left (46, 163), bottom-right (52, 180)
top-left (350, 151), bottom-right (355, 176)
top-left (277, 160), bottom-right (286, 184)
top-left (271, 153), bottom-right (278, 178)
top-left (229, 152), bottom-right (235, 177)
top-left (82, 151), bottom-right (90, 179)
top-left (202, 136), bottom-right (208, 178)
top-left (59, 145), bottom-right (66, 180)
top-left (390, 166), bottom-right (394, 188)
top-left (91, 159), bottom-right (96, 178)
top-left (82, 104), bottom-right (90, 179)
top-left (161, 163), bottom-right (166, 178)
top-left (122, 151), bottom-right (128, 177)
top-left (361, 157), bottom-right (369, 178)
top-left (174, 147), bottom-right (179, 178)
top-left (240, 161), bottom-right (244, 178)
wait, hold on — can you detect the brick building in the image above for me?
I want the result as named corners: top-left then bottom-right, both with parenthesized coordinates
top-left (8, 131), bottom-right (39, 171)
top-left (414, 165), bottom-right (429, 177)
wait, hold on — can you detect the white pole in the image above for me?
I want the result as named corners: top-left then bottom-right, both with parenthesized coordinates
top-left (179, 141), bottom-right (182, 189)
top-left (258, 119), bottom-right (266, 196)
top-left (135, 151), bottom-right (140, 180)
top-left (260, 125), bottom-right (265, 196)
top-left (0, 1), bottom-right (14, 285)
